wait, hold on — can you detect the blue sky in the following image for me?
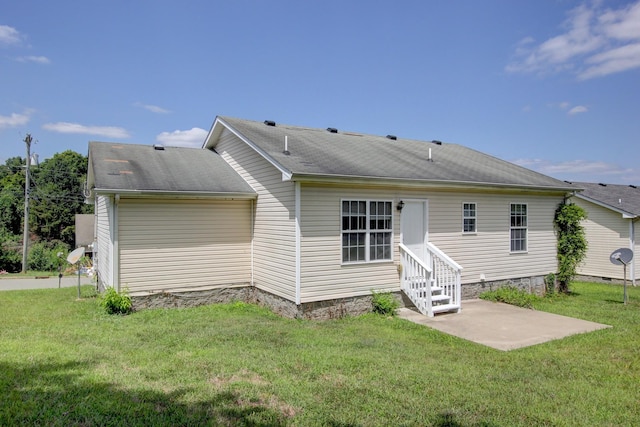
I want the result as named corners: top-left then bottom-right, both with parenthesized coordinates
top-left (1, 0), bottom-right (639, 184)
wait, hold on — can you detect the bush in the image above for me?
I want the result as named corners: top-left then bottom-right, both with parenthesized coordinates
top-left (544, 273), bottom-right (556, 295)
top-left (0, 231), bottom-right (21, 272)
top-left (100, 287), bottom-right (133, 315)
top-left (371, 291), bottom-right (400, 316)
top-left (479, 286), bottom-right (541, 309)
top-left (28, 240), bottom-right (69, 271)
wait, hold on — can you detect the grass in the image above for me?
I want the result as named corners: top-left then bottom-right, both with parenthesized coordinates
top-left (0, 282), bottom-right (638, 426)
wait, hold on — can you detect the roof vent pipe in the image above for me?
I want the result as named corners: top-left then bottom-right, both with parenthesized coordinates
top-left (283, 135), bottom-right (290, 155)
top-left (327, 127), bottom-right (338, 133)
top-left (264, 120), bottom-right (276, 126)
top-left (428, 147), bottom-right (433, 162)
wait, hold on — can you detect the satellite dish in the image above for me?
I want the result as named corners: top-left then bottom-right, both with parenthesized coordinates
top-left (610, 248), bottom-right (633, 266)
top-left (67, 247), bottom-right (85, 264)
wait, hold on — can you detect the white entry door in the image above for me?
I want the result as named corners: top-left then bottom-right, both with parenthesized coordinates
top-left (401, 200), bottom-right (428, 263)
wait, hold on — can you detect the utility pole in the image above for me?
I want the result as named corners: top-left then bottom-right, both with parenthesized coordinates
top-left (21, 133), bottom-right (32, 274)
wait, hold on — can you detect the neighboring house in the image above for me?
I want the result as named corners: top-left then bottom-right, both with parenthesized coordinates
top-left (87, 116), bottom-right (575, 318)
top-left (569, 182), bottom-right (640, 285)
top-left (75, 213), bottom-right (95, 256)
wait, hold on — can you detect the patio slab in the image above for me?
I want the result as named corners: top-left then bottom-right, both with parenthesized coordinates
top-left (398, 299), bottom-right (611, 351)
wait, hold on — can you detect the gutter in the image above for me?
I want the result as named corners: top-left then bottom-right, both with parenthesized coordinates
top-left (92, 188), bottom-right (257, 200)
top-left (286, 173), bottom-right (577, 193)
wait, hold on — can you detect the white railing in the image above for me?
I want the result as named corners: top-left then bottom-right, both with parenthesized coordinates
top-left (426, 242), bottom-right (463, 312)
top-left (399, 242), bottom-right (463, 317)
top-left (399, 243), bottom-right (433, 316)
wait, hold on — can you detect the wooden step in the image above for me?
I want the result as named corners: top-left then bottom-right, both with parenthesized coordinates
top-left (431, 294), bottom-right (450, 303)
top-left (431, 303), bottom-right (460, 314)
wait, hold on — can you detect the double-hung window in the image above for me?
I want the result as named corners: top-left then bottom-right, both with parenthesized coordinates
top-left (510, 203), bottom-right (527, 252)
top-left (342, 200), bottom-right (392, 263)
top-left (463, 202), bottom-right (477, 233)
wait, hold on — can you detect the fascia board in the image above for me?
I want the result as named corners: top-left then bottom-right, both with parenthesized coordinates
top-left (93, 188), bottom-right (257, 200)
top-left (290, 173), bottom-right (576, 194)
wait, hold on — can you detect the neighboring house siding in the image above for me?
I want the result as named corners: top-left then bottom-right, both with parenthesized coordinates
top-left (573, 198), bottom-right (638, 280)
top-left (299, 185), bottom-right (562, 302)
top-left (118, 198), bottom-right (252, 293)
top-left (215, 129), bottom-right (297, 301)
top-left (95, 194), bottom-right (114, 289)
top-left (429, 192), bottom-right (561, 284)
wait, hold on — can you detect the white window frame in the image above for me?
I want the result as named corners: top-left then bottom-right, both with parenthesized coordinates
top-left (462, 202), bottom-right (477, 234)
top-left (341, 199), bottom-right (393, 264)
top-left (510, 203), bottom-right (528, 253)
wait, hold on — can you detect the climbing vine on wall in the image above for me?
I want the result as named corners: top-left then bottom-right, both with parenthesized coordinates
top-left (554, 202), bottom-right (588, 293)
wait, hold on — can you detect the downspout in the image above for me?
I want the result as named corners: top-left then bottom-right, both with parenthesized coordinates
top-left (251, 198), bottom-right (254, 287)
top-left (113, 194), bottom-right (120, 292)
top-left (630, 219), bottom-right (636, 286)
top-left (295, 182), bottom-right (301, 305)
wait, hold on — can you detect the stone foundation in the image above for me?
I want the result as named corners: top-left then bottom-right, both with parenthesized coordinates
top-left (461, 275), bottom-right (546, 299)
top-left (130, 285), bottom-right (407, 320)
top-left (127, 276), bottom-right (546, 319)
top-left (131, 287), bottom-right (250, 310)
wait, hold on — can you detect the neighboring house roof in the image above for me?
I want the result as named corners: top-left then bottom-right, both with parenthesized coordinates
top-left (87, 141), bottom-right (256, 197)
top-left (571, 181), bottom-right (640, 218)
top-left (204, 116), bottom-right (575, 191)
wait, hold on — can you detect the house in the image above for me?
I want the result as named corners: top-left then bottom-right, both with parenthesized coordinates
top-left (569, 182), bottom-right (640, 285)
top-left (87, 116), bottom-right (576, 318)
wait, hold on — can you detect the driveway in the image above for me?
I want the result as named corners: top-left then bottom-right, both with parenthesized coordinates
top-left (0, 275), bottom-right (95, 291)
top-left (398, 299), bottom-right (611, 351)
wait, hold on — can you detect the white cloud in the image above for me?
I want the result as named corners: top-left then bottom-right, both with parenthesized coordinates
top-left (133, 102), bottom-right (170, 114)
top-left (0, 25), bottom-right (22, 45)
top-left (15, 55), bottom-right (50, 64)
top-left (42, 122), bottom-right (130, 139)
top-left (558, 101), bottom-right (570, 110)
top-left (506, 1), bottom-right (640, 80)
top-left (156, 127), bottom-right (208, 148)
top-left (568, 105), bottom-right (588, 115)
top-left (0, 109), bottom-right (33, 129)
top-left (513, 158), bottom-right (639, 183)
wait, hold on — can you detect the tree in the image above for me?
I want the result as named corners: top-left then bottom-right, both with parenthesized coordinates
top-left (554, 202), bottom-right (588, 293)
top-left (29, 150), bottom-right (93, 246)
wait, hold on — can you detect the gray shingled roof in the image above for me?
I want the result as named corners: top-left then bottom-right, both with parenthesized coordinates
top-left (213, 116), bottom-right (574, 191)
top-left (88, 141), bottom-right (255, 196)
top-left (572, 181), bottom-right (640, 217)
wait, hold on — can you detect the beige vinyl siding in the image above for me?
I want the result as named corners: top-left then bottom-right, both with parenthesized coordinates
top-left (215, 129), bottom-right (297, 301)
top-left (118, 198), bottom-right (251, 293)
top-left (300, 186), bottom-right (400, 302)
top-left (300, 185), bottom-right (563, 302)
top-left (95, 195), bottom-right (114, 288)
top-left (428, 192), bottom-right (561, 284)
top-left (573, 198), bottom-right (637, 280)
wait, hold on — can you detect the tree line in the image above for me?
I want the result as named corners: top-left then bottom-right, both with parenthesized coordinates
top-left (0, 150), bottom-right (93, 272)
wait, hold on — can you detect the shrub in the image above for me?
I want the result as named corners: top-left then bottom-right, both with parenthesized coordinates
top-left (28, 240), bottom-right (69, 271)
top-left (479, 286), bottom-right (541, 309)
top-left (544, 273), bottom-right (556, 295)
top-left (371, 291), bottom-right (400, 316)
top-left (100, 287), bottom-right (133, 315)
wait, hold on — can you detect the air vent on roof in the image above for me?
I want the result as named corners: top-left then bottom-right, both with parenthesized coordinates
top-left (264, 120), bottom-right (276, 126)
top-left (327, 127), bottom-right (338, 133)
top-left (598, 183), bottom-right (607, 187)
top-left (564, 180), bottom-right (573, 184)
top-left (153, 144), bottom-right (165, 151)
top-left (431, 140), bottom-right (442, 145)
top-left (630, 185), bottom-right (637, 189)
top-left (386, 135), bottom-right (397, 140)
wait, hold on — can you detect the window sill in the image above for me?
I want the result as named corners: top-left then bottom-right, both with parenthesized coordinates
top-left (341, 260), bottom-right (394, 266)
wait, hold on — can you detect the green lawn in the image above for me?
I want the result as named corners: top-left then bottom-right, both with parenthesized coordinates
top-left (1, 282), bottom-right (638, 426)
